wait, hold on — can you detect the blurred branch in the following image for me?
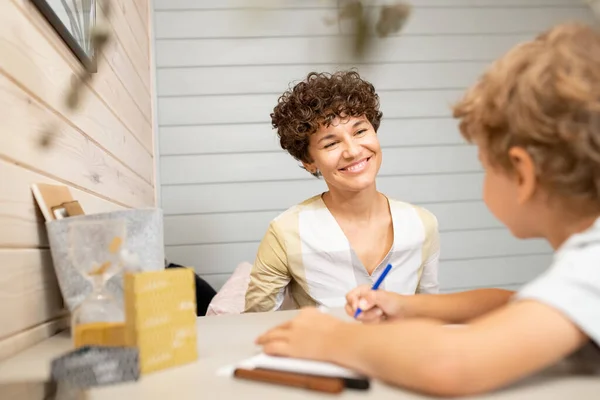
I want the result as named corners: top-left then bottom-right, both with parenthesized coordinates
top-left (337, 0), bottom-right (412, 59)
top-left (39, 0), bottom-right (112, 148)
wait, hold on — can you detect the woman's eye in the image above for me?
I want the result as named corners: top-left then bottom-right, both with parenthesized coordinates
top-left (355, 129), bottom-right (367, 136)
top-left (324, 142), bottom-right (337, 149)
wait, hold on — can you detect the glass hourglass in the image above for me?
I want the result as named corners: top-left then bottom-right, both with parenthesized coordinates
top-left (68, 219), bottom-right (126, 348)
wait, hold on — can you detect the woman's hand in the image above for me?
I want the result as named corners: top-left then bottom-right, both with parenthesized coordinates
top-left (345, 285), bottom-right (412, 323)
top-left (255, 308), bottom-right (347, 361)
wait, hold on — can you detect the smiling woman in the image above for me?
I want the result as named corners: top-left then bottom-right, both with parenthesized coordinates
top-left (242, 71), bottom-right (441, 313)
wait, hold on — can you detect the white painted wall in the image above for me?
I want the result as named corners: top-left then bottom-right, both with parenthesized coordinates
top-left (153, 0), bottom-right (592, 292)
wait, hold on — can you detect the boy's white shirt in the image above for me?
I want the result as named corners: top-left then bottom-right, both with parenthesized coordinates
top-left (514, 217), bottom-right (600, 362)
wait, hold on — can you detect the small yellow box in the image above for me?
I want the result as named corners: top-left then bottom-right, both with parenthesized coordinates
top-left (73, 321), bottom-right (127, 348)
top-left (124, 268), bottom-right (198, 375)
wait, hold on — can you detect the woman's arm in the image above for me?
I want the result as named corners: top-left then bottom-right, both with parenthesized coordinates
top-left (244, 222), bottom-right (291, 313)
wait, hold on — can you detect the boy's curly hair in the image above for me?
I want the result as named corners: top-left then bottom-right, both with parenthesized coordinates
top-left (453, 22), bottom-right (600, 202)
top-left (271, 71), bottom-right (383, 174)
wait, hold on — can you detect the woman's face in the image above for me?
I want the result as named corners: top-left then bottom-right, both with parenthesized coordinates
top-left (303, 115), bottom-right (382, 193)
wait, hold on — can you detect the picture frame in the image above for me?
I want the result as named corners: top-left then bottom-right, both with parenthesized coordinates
top-left (30, 0), bottom-right (97, 72)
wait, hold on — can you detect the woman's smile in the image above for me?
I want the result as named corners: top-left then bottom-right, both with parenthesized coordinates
top-left (339, 156), bottom-right (372, 174)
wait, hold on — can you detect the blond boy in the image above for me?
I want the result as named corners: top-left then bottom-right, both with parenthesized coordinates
top-left (255, 22), bottom-right (600, 396)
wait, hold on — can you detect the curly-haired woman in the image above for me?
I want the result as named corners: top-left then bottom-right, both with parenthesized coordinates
top-left (244, 71), bottom-right (441, 313)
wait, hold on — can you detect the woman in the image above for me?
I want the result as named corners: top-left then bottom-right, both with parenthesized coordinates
top-left (244, 71), bottom-right (440, 312)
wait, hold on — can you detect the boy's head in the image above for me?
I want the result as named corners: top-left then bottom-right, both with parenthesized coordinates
top-left (271, 71), bottom-right (383, 192)
top-left (453, 22), bottom-right (600, 241)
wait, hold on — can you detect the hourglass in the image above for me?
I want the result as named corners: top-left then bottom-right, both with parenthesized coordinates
top-left (68, 218), bottom-right (126, 348)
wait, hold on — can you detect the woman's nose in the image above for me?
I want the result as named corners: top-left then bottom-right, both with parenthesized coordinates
top-left (343, 140), bottom-right (361, 158)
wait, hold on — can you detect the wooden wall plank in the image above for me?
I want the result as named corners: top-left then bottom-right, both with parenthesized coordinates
top-left (100, 0), bottom-right (150, 85)
top-left (155, 34), bottom-right (531, 67)
top-left (3, 0), bottom-right (154, 177)
top-left (155, 8), bottom-right (339, 39)
top-left (0, 317), bottom-right (68, 362)
top-left (155, 7), bottom-right (590, 39)
top-left (0, 249), bottom-right (63, 340)
top-left (340, 7), bottom-right (593, 37)
top-left (439, 254), bottom-right (552, 290)
top-left (159, 145), bottom-right (479, 185)
top-left (0, 75), bottom-right (154, 208)
top-left (132, 0), bottom-right (150, 31)
top-left (154, 0), bottom-right (581, 10)
top-left (158, 118), bottom-right (465, 156)
top-left (0, 160), bottom-right (125, 248)
top-left (161, 173), bottom-right (484, 214)
top-left (158, 89), bottom-right (464, 125)
top-left (99, 5), bottom-right (151, 108)
top-left (156, 62), bottom-right (486, 96)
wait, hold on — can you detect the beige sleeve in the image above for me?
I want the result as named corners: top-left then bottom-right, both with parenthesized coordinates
top-left (415, 207), bottom-right (441, 294)
top-left (244, 221), bottom-right (292, 313)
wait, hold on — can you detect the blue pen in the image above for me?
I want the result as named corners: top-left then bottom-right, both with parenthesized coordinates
top-left (354, 263), bottom-right (393, 319)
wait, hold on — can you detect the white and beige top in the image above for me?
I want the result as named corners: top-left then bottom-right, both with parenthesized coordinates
top-left (244, 194), bottom-right (440, 313)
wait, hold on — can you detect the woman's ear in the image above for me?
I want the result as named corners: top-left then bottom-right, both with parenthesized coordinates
top-left (302, 159), bottom-right (317, 175)
top-left (508, 146), bottom-right (537, 204)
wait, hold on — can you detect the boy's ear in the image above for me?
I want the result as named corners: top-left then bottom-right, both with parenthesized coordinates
top-left (509, 147), bottom-right (537, 204)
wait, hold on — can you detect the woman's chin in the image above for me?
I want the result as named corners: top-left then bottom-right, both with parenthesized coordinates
top-left (326, 174), bottom-right (377, 193)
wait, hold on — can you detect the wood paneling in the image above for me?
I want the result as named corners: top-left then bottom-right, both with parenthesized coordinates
top-left (153, 0), bottom-right (581, 10)
top-left (0, 75), bottom-right (154, 208)
top-left (158, 90), bottom-right (464, 125)
top-left (0, 317), bottom-right (68, 362)
top-left (158, 118), bottom-right (465, 156)
top-left (0, 0), bottom-right (154, 361)
top-left (3, 0), bottom-right (153, 174)
top-left (155, 34), bottom-right (531, 67)
top-left (161, 173), bottom-right (485, 214)
top-left (0, 160), bottom-right (125, 248)
top-left (160, 145), bottom-right (479, 185)
top-left (157, 62), bottom-right (486, 97)
top-left (99, 0), bottom-right (150, 83)
top-left (0, 249), bottom-right (63, 340)
top-left (155, 7), bottom-right (589, 39)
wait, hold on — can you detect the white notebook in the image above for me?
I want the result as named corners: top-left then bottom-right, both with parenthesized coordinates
top-left (217, 353), bottom-right (363, 379)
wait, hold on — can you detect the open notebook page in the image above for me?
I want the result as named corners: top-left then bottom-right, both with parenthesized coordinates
top-left (217, 353), bottom-right (364, 379)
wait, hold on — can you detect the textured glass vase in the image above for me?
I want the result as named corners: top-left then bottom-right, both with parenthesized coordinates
top-left (68, 219), bottom-right (126, 348)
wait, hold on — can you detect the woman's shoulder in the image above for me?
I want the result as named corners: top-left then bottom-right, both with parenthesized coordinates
top-left (269, 194), bottom-right (325, 229)
top-left (386, 197), bottom-right (439, 229)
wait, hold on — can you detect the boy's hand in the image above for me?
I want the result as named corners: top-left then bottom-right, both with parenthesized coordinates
top-left (255, 308), bottom-right (346, 361)
top-left (345, 285), bottom-right (411, 323)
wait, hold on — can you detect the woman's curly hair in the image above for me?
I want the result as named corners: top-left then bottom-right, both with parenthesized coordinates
top-left (453, 22), bottom-right (600, 202)
top-left (271, 71), bottom-right (383, 173)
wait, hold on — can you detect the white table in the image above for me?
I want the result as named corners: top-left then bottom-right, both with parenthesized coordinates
top-left (0, 309), bottom-right (599, 399)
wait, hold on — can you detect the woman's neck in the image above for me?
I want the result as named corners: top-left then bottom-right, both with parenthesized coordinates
top-left (322, 185), bottom-right (384, 222)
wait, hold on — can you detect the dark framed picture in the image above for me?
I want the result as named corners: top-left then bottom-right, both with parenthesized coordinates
top-left (30, 0), bottom-right (97, 72)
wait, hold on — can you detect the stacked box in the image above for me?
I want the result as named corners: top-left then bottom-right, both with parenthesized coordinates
top-left (124, 268), bottom-right (198, 374)
top-left (74, 322), bottom-right (127, 348)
